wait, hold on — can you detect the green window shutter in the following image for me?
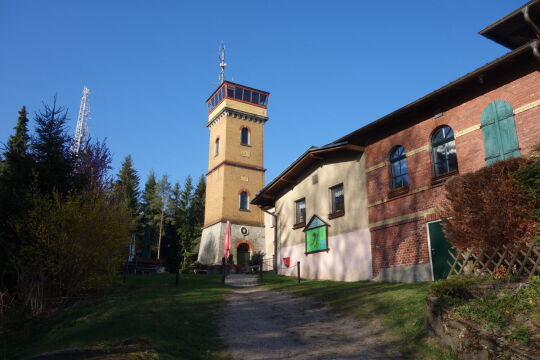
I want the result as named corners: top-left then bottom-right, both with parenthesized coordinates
top-left (481, 102), bottom-right (502, 164)
top-left (481, 100), bottom-right (520, 165)
top-left (494, 101), bottom-right (520, 159)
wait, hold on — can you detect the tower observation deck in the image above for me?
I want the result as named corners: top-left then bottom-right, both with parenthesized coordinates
top-left (206, 81), bottom-right (269, 113)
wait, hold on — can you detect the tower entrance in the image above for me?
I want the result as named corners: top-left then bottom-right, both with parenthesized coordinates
top-left (237, 243), bottom-right (250, 266)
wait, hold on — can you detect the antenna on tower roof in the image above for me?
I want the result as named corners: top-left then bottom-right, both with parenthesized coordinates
top-left (219, 42), bottom-right (227, 84)
top-left (73, 86), bottom-right (90, 154)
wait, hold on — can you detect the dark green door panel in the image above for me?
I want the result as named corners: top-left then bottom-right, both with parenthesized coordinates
top-left (237, 251), bottom-right (250, 266)
top-left (428, 221), bottom-right (454, 280)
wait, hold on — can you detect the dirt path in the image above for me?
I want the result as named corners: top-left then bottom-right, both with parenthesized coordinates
top-left (218, 281), bottom-right (403, 360)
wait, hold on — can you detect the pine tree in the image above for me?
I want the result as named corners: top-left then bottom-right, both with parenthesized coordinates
top-left (114, 155), bottom-right (140, 232)
top-left (141, 170), bottom-right (158, 257)
top-left (192, 175), bottom-right (206, 228)
top-left (155, 175), bottom-right (172, 259)
top-left (31, 98), bottom-right (74, 195)
top-left (177, 176), bottom-right (196, 270)
top-left (142, 170), bottom-right (157, 219)
top-left (187, 175), bottom-right (205, 266)
top-left (1, 106), bottom-right (33, 202)
top-left (0, 106), bottom-right (34, 290)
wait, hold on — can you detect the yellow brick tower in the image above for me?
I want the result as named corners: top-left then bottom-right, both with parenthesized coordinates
top-left (198, 80), bottom-right (270, 265)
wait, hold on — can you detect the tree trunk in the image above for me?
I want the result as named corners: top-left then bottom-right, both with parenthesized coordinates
top-left (157, 210), bottom-right (164, 259)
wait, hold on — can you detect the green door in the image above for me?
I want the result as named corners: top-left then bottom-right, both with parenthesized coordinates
top-left (237, 244), bottom-right (250, 266)
top-left (428, 221), bottom-right (453, 280)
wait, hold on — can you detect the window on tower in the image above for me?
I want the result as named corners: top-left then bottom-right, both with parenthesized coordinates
top-left (214, 138), bottom-right (220, 156)
top-left (241, 127), bottom-right (250, 145)
top-left (239, 191), bottom-right (249, 210)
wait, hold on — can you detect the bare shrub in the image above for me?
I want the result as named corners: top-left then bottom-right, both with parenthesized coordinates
top-left (13, 190), bottom-right (130, 315)
top-left (441, 157), bottom-right (537, 250)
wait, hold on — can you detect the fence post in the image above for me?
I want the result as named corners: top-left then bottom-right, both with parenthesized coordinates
top-left (221, 257), bottom-right (226, 285)
top-left (259, 257), bottom-right (263, 283)
top-left (297, 261), bottom-right (300, 284)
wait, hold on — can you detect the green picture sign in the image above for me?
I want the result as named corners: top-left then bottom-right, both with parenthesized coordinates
top-left (304, 215), bottom-right (329, 254)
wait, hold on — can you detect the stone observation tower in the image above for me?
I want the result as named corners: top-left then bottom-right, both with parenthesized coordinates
top-left (197, 79), bottom-right (270, 266)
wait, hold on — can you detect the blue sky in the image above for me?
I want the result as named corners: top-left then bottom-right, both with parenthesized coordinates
top-left (0, 0), bottom-right (525, 188)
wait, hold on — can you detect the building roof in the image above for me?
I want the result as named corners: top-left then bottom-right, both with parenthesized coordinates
top-left (479, 0), bottom-right (540, 50)
top-left (252, 4), bottom-right (540, 209)
top-left (332, 40), bottom-right (539, 147)
top-left (251, 142), bottom-right (364, 208)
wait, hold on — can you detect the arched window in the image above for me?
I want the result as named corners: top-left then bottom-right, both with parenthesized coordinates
top-left (431, 125), bottom-right (458, 177)
top-left (389, 145), bottom-right (408, 189)
top-left (241, 127), bottom-right (250, 145)
top-left (214, 138), bottom-right (220, 156)
top-left (481, 100), bottom-right (520, 165)
top-left (239, 191), bottom-right (249, 210)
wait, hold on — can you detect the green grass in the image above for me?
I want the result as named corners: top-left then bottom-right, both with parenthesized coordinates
top-left (262, 274), bottom-right (457, 360)
top-left (2, 274), bottom-right (232, 360)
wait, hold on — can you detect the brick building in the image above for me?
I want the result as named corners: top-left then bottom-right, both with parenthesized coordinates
top-left (252, 1), bottom-right (540, 282)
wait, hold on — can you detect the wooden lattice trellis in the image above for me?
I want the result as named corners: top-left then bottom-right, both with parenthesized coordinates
top-left (448, 242), bottom-right (540, 278)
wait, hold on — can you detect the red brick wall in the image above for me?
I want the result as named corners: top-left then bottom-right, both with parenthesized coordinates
top-left (366, 68), bottom-right (540, 277)
top-left (371, 219), bottom-right (430, 273)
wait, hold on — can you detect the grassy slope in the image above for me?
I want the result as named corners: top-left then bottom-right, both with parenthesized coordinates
top-left (3, 274), bottom-right (232, 360)
top-left (262, 274), bottom-right (457, 360)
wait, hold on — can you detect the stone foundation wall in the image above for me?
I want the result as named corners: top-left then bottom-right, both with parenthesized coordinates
top-left (425, 294), bottom-right (539, 360)
top-left (198, 222), bottom-right (265, 265)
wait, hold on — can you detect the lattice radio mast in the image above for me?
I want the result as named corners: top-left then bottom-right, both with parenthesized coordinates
top-left (219, 42), bottom-right (227, 84)
top-left (74, 86), bottom-right (90, 154)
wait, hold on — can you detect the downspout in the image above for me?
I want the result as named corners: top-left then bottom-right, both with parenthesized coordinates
top-left (522, 5), bottom-right (540, 37)
top-left (522, 5), bottom-right (540, 60)
top-left (262, 207), bottom-right (279, 274)
top-left (532, 40), bottom-right (540, 60)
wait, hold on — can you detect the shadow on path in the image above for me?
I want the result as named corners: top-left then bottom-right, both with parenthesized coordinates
top-left (218, 286), bottom-right (403, 360)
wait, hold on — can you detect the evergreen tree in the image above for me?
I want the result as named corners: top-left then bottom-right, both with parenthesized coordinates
top-left (192, 175), bottom-right (206, 228)
top-left (1, 106), bottom-right (33, 207)
top-left (31, 98), bottom-right (74, 196)
top-left (177, 176), bottom-right (195, 270)
top-left (114, 155), bottom-right (140, 231)
top-left (186, 175), bottom-right (205, 266)
top-left (141, 170), bottom-right (171, 258)
top-left (0, 106), bottom-right (34, 290)
top-left (155, 175), bottom-right (172, 259)
top-left (142, 170), bottom-right (157, 220)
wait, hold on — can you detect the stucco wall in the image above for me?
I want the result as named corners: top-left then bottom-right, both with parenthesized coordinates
top-left (278, 228), bottom-right (372, 281)
top-left (272, 152), bottom-right (372, 281)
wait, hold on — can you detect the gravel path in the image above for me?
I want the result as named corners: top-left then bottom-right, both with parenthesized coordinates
top-left (218, 281), bottom-right (403, 360)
